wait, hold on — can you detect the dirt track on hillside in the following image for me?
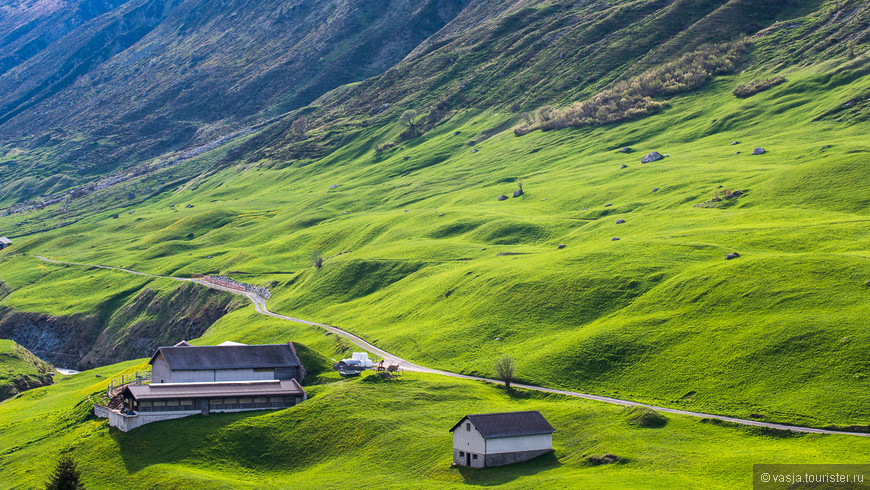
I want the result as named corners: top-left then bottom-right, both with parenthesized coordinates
top-left (31, 254), bottom-right (870, 438)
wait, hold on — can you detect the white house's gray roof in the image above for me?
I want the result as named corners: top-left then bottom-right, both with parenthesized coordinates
top-left (450, 411), bottom-right (555, 438)
top-left (149, 342), bottom-right (302, 370)
top-left (126, 379), bottom-right (304, 400)
top-left (0, 237), bottom-right (11, 245)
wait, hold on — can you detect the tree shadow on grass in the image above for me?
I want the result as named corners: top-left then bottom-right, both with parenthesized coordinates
top-left (110, 410), bottom-right (261, 473)
top-left (455, 452), bottom-right (562, 486)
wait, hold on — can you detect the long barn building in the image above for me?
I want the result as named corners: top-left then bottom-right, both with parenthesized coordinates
top-left (103, 341), bottom-right (307, 432)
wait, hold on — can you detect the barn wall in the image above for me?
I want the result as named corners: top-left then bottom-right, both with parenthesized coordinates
top-left (171, 369), bottom-right (216, 382)
top-left (151, 356), bottom-right (172, 383)
top-left (214, 368), bottom-right (273, 381)
top-left (486, 433), bottom-right (552, 453)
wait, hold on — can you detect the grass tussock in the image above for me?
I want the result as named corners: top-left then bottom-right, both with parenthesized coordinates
top-left (732, 76), bottom-right (786, 98)
top-left (514, 40), bottom-right (749, 136)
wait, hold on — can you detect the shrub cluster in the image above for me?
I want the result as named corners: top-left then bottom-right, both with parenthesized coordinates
top-left (732, 76), bottom-right (786, 98)
top-left (514, 40), bottom-right (749, 136)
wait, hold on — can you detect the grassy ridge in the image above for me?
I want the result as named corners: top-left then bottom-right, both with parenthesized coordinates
top-left (0, 339), bottom-right (54, 401)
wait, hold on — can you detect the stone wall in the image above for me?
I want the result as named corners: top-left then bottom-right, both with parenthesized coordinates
top-left (485, 449), bottom-right (553, 467)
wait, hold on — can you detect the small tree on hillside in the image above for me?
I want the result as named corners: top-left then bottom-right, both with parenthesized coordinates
top-left (45, 455), bottom-right (84, 490)
top-left (311, 251), bottom-right (324, 269)
top-left (495, 356), bottom-right (516, 389)
top-left (399, 110), bottom-right (419, 137)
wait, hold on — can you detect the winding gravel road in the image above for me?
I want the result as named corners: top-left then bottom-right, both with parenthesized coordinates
top-left (32, 254), bottom-right (870, 437)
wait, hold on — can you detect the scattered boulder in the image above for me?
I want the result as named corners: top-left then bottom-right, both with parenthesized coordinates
top-left (453, 131), bottom-right (461, 136)
top-left (641, 151), bottom-right (663, 163)
top-left (724, 252), bottom-right (740, 260)
top-left (652, 188), bottom-right (659, 192)
top-left (206, 255), bottom-right (213, 259)
top-left (581, 207), bottom-right (588, 210)
top-left (497, 194), bottom-right (508, 201)
top-left (329, 184), bottom-right (338, 189)
top-left (512, 189), bottom-right (524, 198)
top-left (620, 164), bottom-right (628, 169)
top-left (557, 244), bottom-right (566, 249)
top-left (616, 218), bottom-right (625, 224)
top-left (186, 204), bottom-right (193, 208)
top-left (343, 211), bottom-right (349, 214)
top-left (439, 213), bottom-right (445, 217)
top-left (404, 156), bottom-right (409, 160)
top-left (128, 210), bottom-right (135, 214)
top-left (717, 185), bottom-right (723, 188)
top-left (472, 149), bottom-right (478, 153)
top-left (619, 147), bottom-right (631, 153)
top-left (404, 209), bottom-right (409, 212)
top-left (401, 171), bottom-right (410, 177)
top-left (604, 202), bottom-right (612, 207)
top-left (734, 151), bottom-right (741, 155)
top-left (587, 454), bottom-right (621, 465)
top-left (731, 141), bottom-right (739, 145)
top-left (752, 147), bottom-right (766, 155)
top-left (611, 237), bottom-right (620, 241)
top-left (112, 214), bottom-right (119, 219)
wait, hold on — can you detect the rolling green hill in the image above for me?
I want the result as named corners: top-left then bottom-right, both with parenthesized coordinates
top-left (0, 0), bottom-right (868, 487)
top-left (0, 338), bottom-right (54, 401)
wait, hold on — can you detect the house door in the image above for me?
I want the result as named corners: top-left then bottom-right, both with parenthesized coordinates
top-left (466, 453), bottom-right (471, 466)
top-left (200, 399), bottom-right (209, 415)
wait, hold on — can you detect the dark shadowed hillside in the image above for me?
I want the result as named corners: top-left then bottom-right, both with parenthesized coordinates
top-left (0, 0), bottom-right (471, 203)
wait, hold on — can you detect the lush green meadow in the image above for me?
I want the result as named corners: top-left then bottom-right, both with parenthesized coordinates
top-left (3, 56), bottom-right (868, 427)
top-left (2, 351), bottom-right (870, 489)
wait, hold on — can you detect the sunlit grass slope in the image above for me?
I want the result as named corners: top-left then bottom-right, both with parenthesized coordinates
top-left (2, 354), bottom-right (870, 489)
top-left (1, 55), bottom-right (869, 427)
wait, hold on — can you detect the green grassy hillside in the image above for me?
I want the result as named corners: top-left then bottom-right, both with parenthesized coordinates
top-left (2, 47), bottom-right (868, 427)
top-left (0, 0), bottom-right (868, 486)
top-left (0, 339), bottom-right (54, 401)
top-left (2, 348), bottom-right (870, 489)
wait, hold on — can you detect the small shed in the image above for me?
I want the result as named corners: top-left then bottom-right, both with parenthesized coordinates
top-left (0, 237), bottom-right (11, 250)
top-left (449, 410), bottom-right (555, 468)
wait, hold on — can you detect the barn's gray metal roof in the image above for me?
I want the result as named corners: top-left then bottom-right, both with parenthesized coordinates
top-left (126, 379), bottom-right (304, 400)
top-left (449, 410), bottom-right (555, 438)
top-left (149, 342), bottom-right (302, 370)
top-left (0, 237), bottom-right (11, 244)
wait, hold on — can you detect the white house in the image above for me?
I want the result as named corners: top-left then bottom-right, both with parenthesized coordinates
top-left (0, 237), bottom-right (11, 250)
top-left (449, 410), bottom-right (555, 468)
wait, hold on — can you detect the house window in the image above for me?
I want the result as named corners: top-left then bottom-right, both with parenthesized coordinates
top-left (459, 451), bottom-right (465, 457)
top-left (166, 399), bottom-right (179, 407)
top-left (472, 454), bottom-right (478, 461)
top-left (465, 423), bottom-right (470, 431)
top-left (254, 368), bottom-right (274, 373)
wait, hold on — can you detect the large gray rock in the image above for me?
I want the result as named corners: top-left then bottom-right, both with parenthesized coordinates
top-left (497, 194), bottom-right (508, 201)
top-left (753, 147), bottom-right (766, 155)
top-left (641, 151), bottom-right (663, 163)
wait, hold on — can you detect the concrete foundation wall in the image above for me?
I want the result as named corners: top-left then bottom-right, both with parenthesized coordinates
top-left (453, 449), bottom-right (485, 468)
top-left (484, 448), bottom-right (553, 467)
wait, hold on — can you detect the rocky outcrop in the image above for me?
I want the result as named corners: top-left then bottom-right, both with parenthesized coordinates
top-left (0, 283), bottom-right (242, 369)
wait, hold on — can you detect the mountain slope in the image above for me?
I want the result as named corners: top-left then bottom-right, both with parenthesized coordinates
top-left (0, 0), bottom-right (471, 203)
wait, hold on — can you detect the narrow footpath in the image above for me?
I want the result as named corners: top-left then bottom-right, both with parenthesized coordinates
top-left (32, 255), bottom-right (870, 437)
